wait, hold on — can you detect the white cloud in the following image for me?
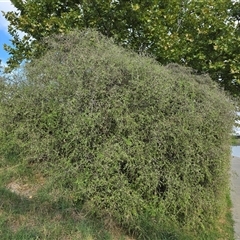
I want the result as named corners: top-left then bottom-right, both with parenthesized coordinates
top-left (0, 1), bottom-right (25, 40)
top-left (0, 1), bottom-right (17, 33)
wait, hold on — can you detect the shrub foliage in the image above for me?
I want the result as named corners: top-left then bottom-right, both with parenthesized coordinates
top-left (0, 30), bottom-right (234, 237)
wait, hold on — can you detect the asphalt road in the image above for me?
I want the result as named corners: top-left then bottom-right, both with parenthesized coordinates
top-left (231, 156), bottom-right (240, 240)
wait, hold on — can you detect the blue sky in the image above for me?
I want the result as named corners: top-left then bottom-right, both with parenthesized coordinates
top-left (0, 0), bottom-right (16, 67)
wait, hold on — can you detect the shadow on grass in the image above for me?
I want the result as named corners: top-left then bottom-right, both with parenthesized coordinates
top-left (0, 187), bottom-right (116, 240)
top-left (0, 187), bottom-right (33, 214)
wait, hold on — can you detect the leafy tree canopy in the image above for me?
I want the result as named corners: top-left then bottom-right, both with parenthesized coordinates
top-left (2, 0), bottom-right (240, 95)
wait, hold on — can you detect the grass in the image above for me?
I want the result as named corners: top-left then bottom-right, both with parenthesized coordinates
top-left (231, 136), bottom-right (240, 146)
top-left (0, 157), bottom-right (133, 240)
top-left (196, 193), bottom-right (235, 240)
top-left (0, 155), bottom-right (235, 240)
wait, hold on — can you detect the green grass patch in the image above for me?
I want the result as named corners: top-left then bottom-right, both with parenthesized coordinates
top-left (0, 185), bottom-right (122, 239)
top-left (232, 136), bottom-right (240, 146)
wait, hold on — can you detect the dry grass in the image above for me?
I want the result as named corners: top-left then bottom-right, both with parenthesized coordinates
top-left (0, 165), bottom-right (133, 240)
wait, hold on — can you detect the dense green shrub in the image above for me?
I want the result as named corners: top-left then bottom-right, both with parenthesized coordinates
top-left (0, 30), bottom-right (235, 238)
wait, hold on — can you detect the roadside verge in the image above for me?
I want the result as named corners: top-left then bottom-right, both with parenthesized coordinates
top-left (231, 156), bottom-right (240, 240)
